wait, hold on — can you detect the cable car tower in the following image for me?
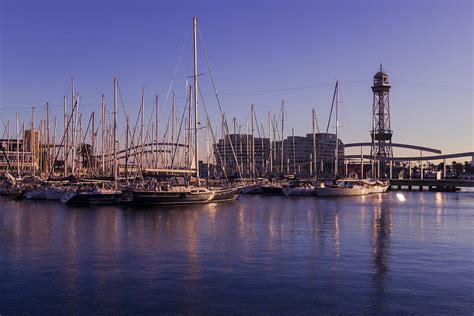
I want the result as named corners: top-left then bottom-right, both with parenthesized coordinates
top-left (370, 65), bottom-right (393, 176)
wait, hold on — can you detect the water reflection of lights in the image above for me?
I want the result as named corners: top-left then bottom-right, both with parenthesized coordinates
top-left (435, 193), bottom-right (444, 228)
top-left (370, 204), bottom-right (392, 294)
top-left (396, 193), bottom-right (406, 202)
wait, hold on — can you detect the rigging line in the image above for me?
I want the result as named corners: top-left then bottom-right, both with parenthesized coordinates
top-left (47, 96), bottom-right (79, 179)
top-left (117, 81), bottom-right (128, 119)
top-left (170, 94), bottom-right (189, 168)
top-left (155, 92), bottom-right (177, 167)
top-left (0, 79), bottom-right (369, 112)
top-left (198, 28), bottom-right (242, 179)
top-left (391, 80), bottom-right (473, 96)
top-left (315, 109), bottom-right (321, 133)
top-left (218, 79), bottom-right (368, 96)
top-left (154, 32), bottom-right (189, 132)
top-left (0, 115), bottom-right (6, 131)
top-left (132, 32), bottom-right (190, 152)
top-left (390, 78), bottom-right (474, 92)
top-left (1, 120), bottom-right (8, 139)
top-left (198, 84), bottom-right (230, 183)
top-left (318, 81), bottom-right (338, 178)
top-left (128, 103), bottom-right (142, 170)
top-left (253, 110), bottom-right (262, 138)
top-left (117, 81), bottom-right (133, 144)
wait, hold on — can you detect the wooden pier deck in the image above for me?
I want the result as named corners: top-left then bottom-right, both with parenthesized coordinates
top-left (389, 179), bottom-right (474, 191)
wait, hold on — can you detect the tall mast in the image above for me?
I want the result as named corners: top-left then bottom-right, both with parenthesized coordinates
top-left (6, 120), bottom-right (10, 174)
top-left (222, 113), bottom-right (226, 176)
top-left (63, 96), bottom-right (68, 177)
top-left (261, 123), bottom-right (264, 175)
top-left (312, 108), bottom-right (317, 177)
top-left (22, 122), bottom-right (25, 175)
top-left (206, 120), bottom-right (210, 183)
top-left (335, 80), bottom-right (339, 177)
top-left (251, 104), bottom-right (255, 179)
top-left (280, 99), bottom-right (284, 175)
top-left (193, 16), bottom-right (200, 181)
top-left (46, 102), bottom-right (50, 176)
top-left (140, 87), bottom-right (145, 170)
top-left (71, 77), bottom-right (75, 176)
top-left (239, 124), bottom-right (243, 177)
top-left (52, 116), bottom-right (57, 176)
top-left (155, 95), bottom-right (159, 168)
top-left (268, 112), bottom-right (272, 175)
top-left (171, 90), bottom-right (175, 167)
top-left (125, 114), bottom-right (129, 183)
top-left (101, 94), bottom-right (106, 174)
top-left (31, 107), bottom-right (36, 176)
top-left (79, 113), bottom-right (83, 175)
top-left (16, 113), bottom-right (19, 177)
top-left (113, 78), bottom-right (118, 189)
top-left (292, 127), bottom-right (296, 175)
top-left (187, 85), bottom-right (192, 169)
top-left (246, 116), bottom-right (249, 177)
top-left (91, 111), bottom-right (95, 175)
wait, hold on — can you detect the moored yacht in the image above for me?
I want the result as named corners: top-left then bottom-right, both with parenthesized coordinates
top-left (315, 180), bottom-right (369, 197)
top-left (61, 187), bottom-right (123, 205)
top-left (125, 185), bottom-right (214, 205)
top-left (26, 185), bottom-right (68, 201)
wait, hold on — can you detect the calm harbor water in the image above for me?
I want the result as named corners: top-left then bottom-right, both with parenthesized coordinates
top-left (1, 191), bottom-right (473, 314)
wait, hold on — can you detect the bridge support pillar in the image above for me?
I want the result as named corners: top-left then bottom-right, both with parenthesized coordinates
top-left (408, 185), bottom-right (412, 191)
top-left (419, 186), bottom-right (423, 191)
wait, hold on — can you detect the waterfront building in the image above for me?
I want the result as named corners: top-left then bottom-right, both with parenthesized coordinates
top-left (213, 133), bottom-right (344, 178)
top-left (0, 129), bottom-right (41, 174)
top-left (213, 134), bottom-right (270, 178)
top-left (273, 133), bottom-right (344, 177)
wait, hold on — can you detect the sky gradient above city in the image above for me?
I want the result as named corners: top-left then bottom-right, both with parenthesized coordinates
top-left (0, 0), bottom-right (472, 158)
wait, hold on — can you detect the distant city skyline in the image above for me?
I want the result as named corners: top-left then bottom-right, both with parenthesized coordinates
top-left (0, 0), bottom-right (472, 158)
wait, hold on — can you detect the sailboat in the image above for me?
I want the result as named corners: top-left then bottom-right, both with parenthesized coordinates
top-left (126, 17), bottom-right (238, 206)
top-left (61, 79), bottom-right (123, 205)
top-left (61, 184), bottom-right (123, 205)
top-left (25, 185), bottom-right (66, 200)
top-left (315, 81), bottom-right (369, 197)
top-left (316, 180), bottom-right (368, 196)
top-left (126, 182), bottom-right (215, 205)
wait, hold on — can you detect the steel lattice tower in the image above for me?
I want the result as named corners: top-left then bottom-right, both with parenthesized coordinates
top-left (370, 65), bottom-right (393, 163)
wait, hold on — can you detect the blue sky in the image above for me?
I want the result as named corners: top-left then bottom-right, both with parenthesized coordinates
top-left (0, 0), bottom-right (472, 157)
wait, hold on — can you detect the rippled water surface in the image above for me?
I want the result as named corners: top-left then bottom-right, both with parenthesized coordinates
top-left (1, 191), bottom-right (473, 314)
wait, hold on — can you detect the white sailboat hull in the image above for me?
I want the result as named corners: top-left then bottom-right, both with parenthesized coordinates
top-left (316, 186), bottom-right (368, 197)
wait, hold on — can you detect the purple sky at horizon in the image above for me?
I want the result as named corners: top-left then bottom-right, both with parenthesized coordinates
top-left (0, 0), bottom-right (472, 159)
